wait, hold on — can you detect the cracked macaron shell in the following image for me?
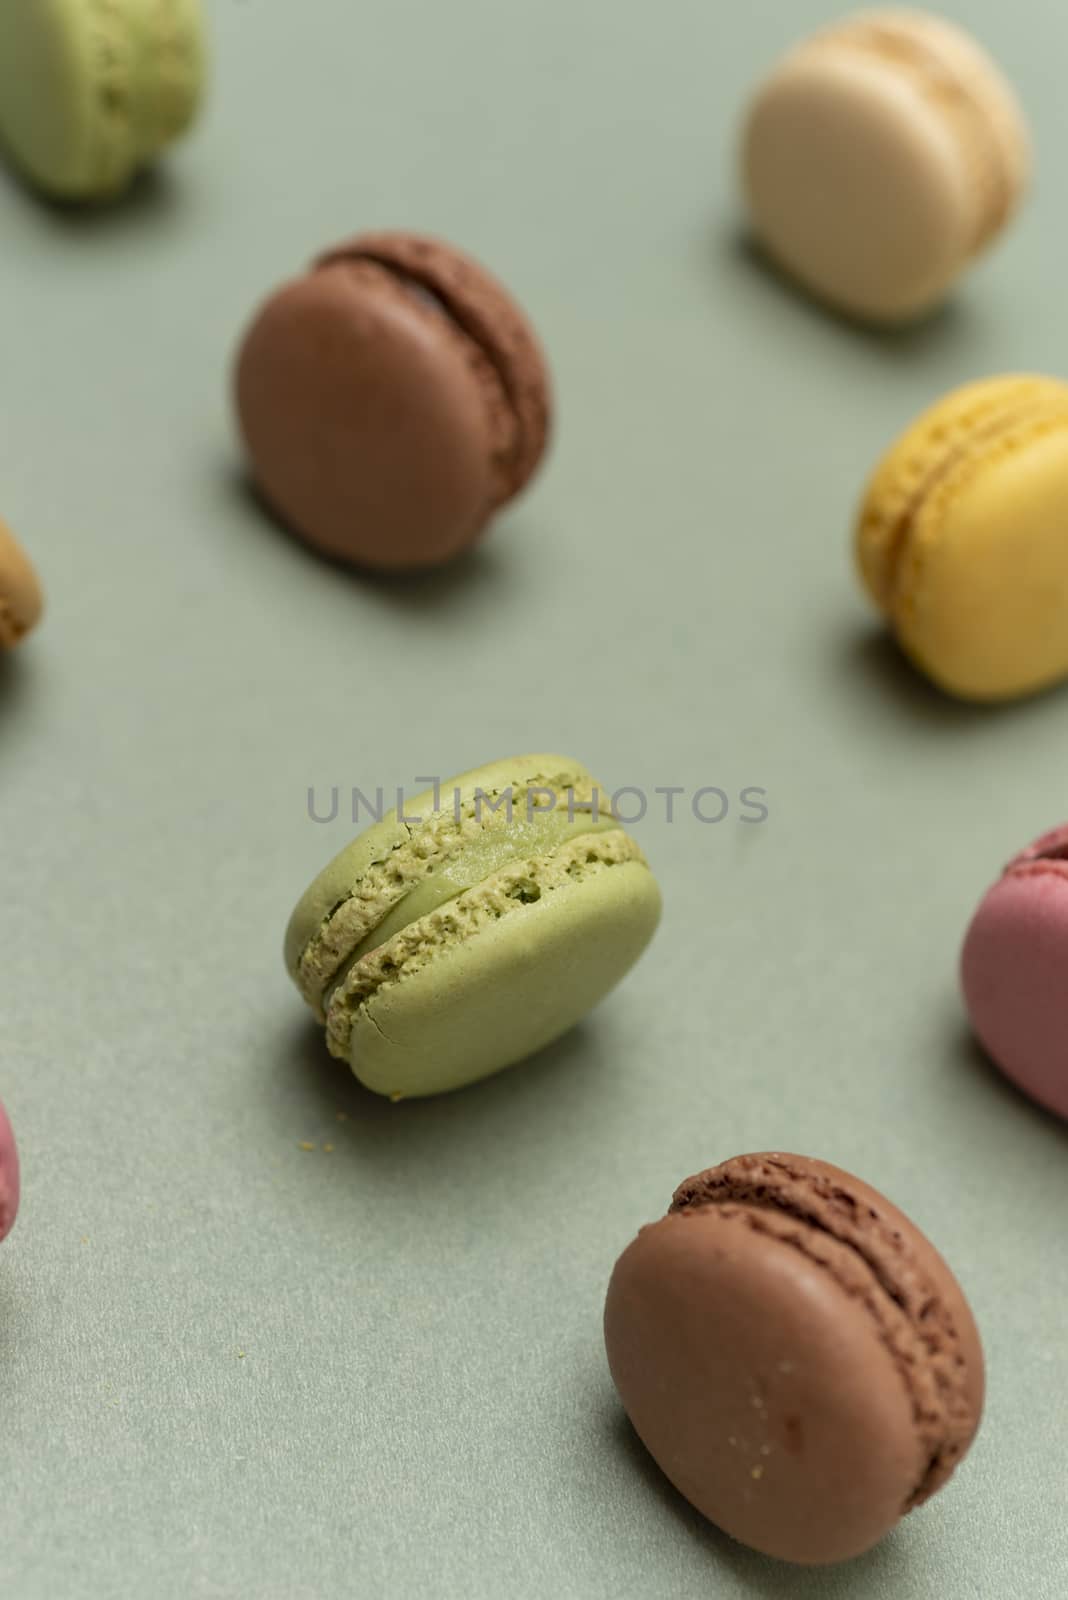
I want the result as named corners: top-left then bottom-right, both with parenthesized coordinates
top-left (0, 516), bottom-right (44, 649)
top-left (855, 374), bottom-right (1068, 700)
top-left (962, 823), bottom-right (1068, 1119)
top-left (0, 1097), bottom-right (19, 1243)
top-left (235, 231), bottom-right (552, 570)
top-left (0, 0), bottom-right (206, 200)
top-left (285, 755), bottom-right (606, 1009)
top-left (605, 1153), bottom-right (983, 1566)
top-left (333, 828), bottom-right (660, 1099)
top-left (742, 10), bottom-right (1030, 322)
top-left (285, 754), bottom-right (661, 1099)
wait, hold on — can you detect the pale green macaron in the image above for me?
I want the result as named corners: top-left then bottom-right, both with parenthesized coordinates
top-left (286, 755), bottom-right (663, 1100)
top-left (0, 0), bottom-right (207, 200)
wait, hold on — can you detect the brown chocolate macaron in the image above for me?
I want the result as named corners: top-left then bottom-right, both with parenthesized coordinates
top-left (0, 515), bottom-right (43, 649)
top-left (234, 231), bottom-right (552, 571)
top-left (604, 1153), bottom-right (984, 1566)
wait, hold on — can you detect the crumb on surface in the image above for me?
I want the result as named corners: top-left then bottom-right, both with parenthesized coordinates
top-left (751, 1466), bottom-right (764, 1481)
top-left (298, 1141), bottom-right (315, 1151)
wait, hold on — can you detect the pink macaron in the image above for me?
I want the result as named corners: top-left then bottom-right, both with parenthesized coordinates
top-left (961, 825), bottom-right (1068, 1120)
top-left (0, 1096), bottom-right (19, 1242)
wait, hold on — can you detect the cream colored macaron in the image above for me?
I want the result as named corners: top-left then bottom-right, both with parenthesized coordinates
top-left (741, 10), bottom-right (1031, 323)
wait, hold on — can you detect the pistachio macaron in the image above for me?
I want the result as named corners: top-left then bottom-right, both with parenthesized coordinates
top-left (742, 10), bottom-right (1030, 323)
top-left (0, 0), bottom-right (207, 201)
top-left (285, 756), bottom-right (662, 1099)
top-left (855, 374), bottom-right (1068, 700)
top-left (0, 516), bottom-right (43, 649)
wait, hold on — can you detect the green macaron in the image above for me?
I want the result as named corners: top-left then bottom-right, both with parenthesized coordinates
top-left (0, 0), bottom-right (207, 200)
top-left (286, 755), bottom-right (663, 1099)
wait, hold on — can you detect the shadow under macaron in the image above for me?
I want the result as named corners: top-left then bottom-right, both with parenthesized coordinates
top-left (720, 227), bottom-right (977, 359)
top-left (599, 1396), bottom-right (912, 1595)
top-left (275, 1009), bottom-right (614, 1176)
top-left (950, 1024), bottom-right (1068, 1148)
top-left (0, 155), bottom-right (183, 235)
top-left (836, 627), bottom-right (1068, 732)
top-left (0, 649), bottom-right (38, 726)
top-left (225, 464), bottom-right (517, 617)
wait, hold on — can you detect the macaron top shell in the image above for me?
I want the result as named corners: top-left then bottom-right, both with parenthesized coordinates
top-left (605, 1153), bottom-right (984, 1565)
top-left (236, 232), bottom-right (552, 571)
top-left (742, 10), bottom-right (1029, 322)
top-left (0, 0), bottom-right (206, 200)
top-left (0, 1097), bottom-right (20, 1243)
top-left (0, 515), bottom-right (44, 648)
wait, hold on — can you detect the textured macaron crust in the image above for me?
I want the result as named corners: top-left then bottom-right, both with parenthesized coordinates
top-left (236, 232), bottom-right (552, 571)
top-left (0, 0), bottom-right (207, 200)
top-left (604, 1153), bottom-right (984, 1566)
top-left (0, 1098), bottom-right (19, 1243)
top-left (286, 756), bottom-right (661, 1099)
top-left (962, 824), bottom-right (1068, 1119)
top-left (855, 374), bottom-right (1068, 700)
top-left (0, 516), bottom-right (44, 649)
top-left (742, 10), bottom-right (1030, 323)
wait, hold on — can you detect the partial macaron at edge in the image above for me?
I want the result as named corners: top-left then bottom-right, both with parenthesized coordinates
top-left (0, 517), bottom-right (44, 648)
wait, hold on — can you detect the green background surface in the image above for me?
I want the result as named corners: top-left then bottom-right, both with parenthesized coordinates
top-left (2, 1), bottom-right (1067, 1595)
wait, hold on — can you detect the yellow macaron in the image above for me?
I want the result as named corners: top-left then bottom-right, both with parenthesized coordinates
top-left (855, 375), bottom-right (1068, 701)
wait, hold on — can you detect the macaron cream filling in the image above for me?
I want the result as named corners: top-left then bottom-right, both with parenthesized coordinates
top-left (320, 805), bottom-right (622, 1017)
top-left (671, 1154), bottom-right (975, 1509)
